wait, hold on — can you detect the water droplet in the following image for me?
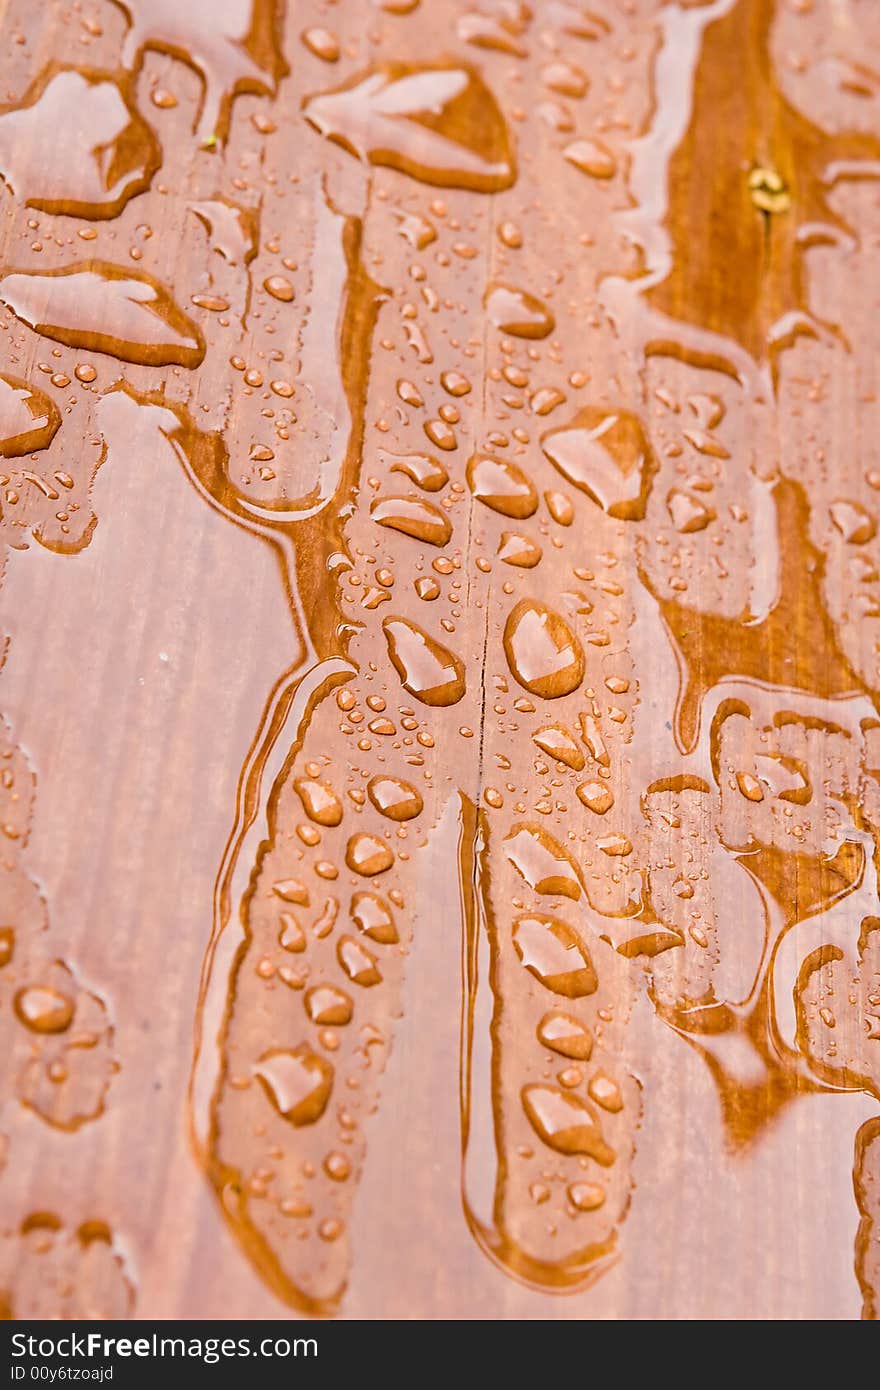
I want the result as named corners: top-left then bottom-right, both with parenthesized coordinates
top-left (521, 1086), bottom-right (615, 1163)
top-left (667, 488), bottom-right (715, 533)
top-left (513, 914), bottom-right (597, 997)
top-left (542, 61), bottom-right (588, 99)
top-left (503, 599), bottom-right (584, 698)
top-left (371, 494), bottom-right (452, 546)
top-left (736, 771), bottom-right (764, 803)
top-left (345, 834), bottom-right (393, 876)
top-left (576, 781), bottom-right (614, 815)
top-left (467, 452), bottom-right (538, 518)
top-left (351, 892), bottom-right (398, 945)
top-left (0, 67), bottom-right (160, 218)
top-left (253, 1046), bottom-right (333, 1126)
top-left (263, 274), bottom-right (295, 302)
top-left (323, 1152), bottom-right (351, 1183)
top-left (337, 935), bottom-right (382, 987)
top-left (383, 617), bottom-right (466, 705)
top-left (563, 138), bottom-right (616, 179)
top-left (568, 1182), bottom-right (606, 1212)
top-left (294, 778), bottom-right (343, 827)
top-left (14, 986), bottom-right (74, 1034)
top-left (497, 531), bottom-right (542, 567)
top-left (533, 725), bottom-right (584, 770)
top-left (830, 499), bottom-right (875, 544)
top-left (388, 451), bottom-right (448, 491)
top-left (302, 27), bottom-right (340, 62)
top-left (588, 1072), bottom-right (624, 1113)
top-left (424, 418), bottom-right (457, 451)
top-left (0, 926), bottom-right (14, 967)
top-left (273, 879), bottom-right (309, 905)
top-left (596, 833), bottom-right (632, 858)
top-left (541, 408), bottom-right (654, 519)
top-left (367, 775), bottom-right (423, 821)
top-left (279, 913), bottom-right (306, 952)
top-left (505, 824), bottom-right (582, 898)
top-left (304, 985), bottom-right (353, 1026)
top-left (484, 283), bottom-right (555, 338)
top-left (537, 1011), bottom-right (594, 1060)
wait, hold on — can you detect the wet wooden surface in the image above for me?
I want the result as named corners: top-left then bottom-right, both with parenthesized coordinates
top-left (0, 0), bottom-right (879, 1321)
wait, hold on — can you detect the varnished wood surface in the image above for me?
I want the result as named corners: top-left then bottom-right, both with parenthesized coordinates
top-left (0, 0), bottom-right (878, 1320)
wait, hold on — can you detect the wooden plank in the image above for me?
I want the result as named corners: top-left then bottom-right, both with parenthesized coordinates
top-left (0, 0), bottom-right (878, 1320)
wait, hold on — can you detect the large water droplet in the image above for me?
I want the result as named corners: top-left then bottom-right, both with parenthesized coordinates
top-left (345, 833), bottom-right (394, 876)
top-left (0, 263), bottom-right (205, 368)
top-left (0, 67), bottom-right (160, 218)
top-left (371, 494), bottom-right (452, 546)
top-left (0, 374), bottom-right (60, 457)
top-left (294, 778), bottom-right (343, 827)
top-left (253, 1046), bottom-right (333, 1126)
top-left (466, 452), bottom-right (538, 518)
top-left (367, 775), bottom-right (424, 821)
top-left (350, 892), bottom-right (399, 944)
top-left (304, 985), bottom-right (353, 1026)
top-left (304, 62), bottom-right (515, 191)
top-left (521, 1086), bottom-right (615, 1164)
top-left (532, 724), bottom-right (585, 770)
top-left (337, 935), bottom-right (382, 986)
top-left (383, 617), bottom-right (466, 705)
top-left (503, 599), bottom-right (584, 698)
top-left (484, 282), bottom-right (555, 338)
top-left (513, 913), bottom-right (597, 997)
top-left (541, 407), bottom-right (654, 519)
top-left (505, 824), bottom-right (582, 898)
top-left (537, 1011), bottom-right (594, 1060)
